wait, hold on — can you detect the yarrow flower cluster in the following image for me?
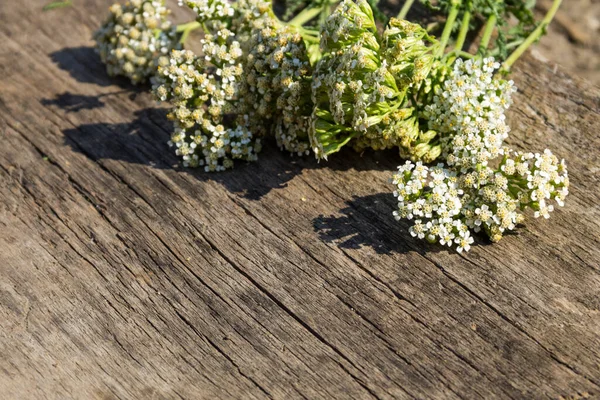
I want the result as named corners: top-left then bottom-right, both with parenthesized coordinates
top-left (94, 0), bottom-right (180, 84)
top-left (393, 161), bottom-right (474, 251)
top-left (391, 55), bottom-right (569, 252)
top-left (242, 21), bottom-right (314, 155)
top-left (153, 0), bottom-right (320, 170)
top-left (309, 0), bottom-right (440, 161)
top-left (393, 148), bottom-right (569, 252)
top-left (152, 37), bottom-right (261, 171)
top-left (151, 0), bottom-right (279, 171)
top-left (178, 0), bottom-right (234, 25)
top-left (425, 58), bottom-right (516, 172)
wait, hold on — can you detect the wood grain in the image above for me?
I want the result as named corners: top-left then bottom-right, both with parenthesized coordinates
top-left (0, 1), bottom-right (599, 399)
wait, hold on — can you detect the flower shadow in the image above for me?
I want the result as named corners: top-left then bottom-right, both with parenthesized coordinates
top-left (313, 193), bottom-right (449, 255)
top-left (48, 46), bottom-right (404, 201)
top-left (50, 46), bottom-right (136, 89)
top-left (45, 46), bottom-right (145, 112)
top-left (60, 108), bottom-right (172, 166)
top-left (40, 91), bottom-right (135, 112)
top-left (314, 192), bottom-right (500, 255)
top-left (59, 106), bottom-right (401, 200)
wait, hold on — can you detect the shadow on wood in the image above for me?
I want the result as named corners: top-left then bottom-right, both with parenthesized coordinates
top-left (52, 99), bottom-right (402, 201)
top-left (312, 192), bottom-right (500, 255)
top-left (313, 193), bottom-right (444, 255)
top-left (45, 46), bottom-right (149, 113)
top-left (50, 46), bottom-right (136, 89)
top-left (40, 91), bottom-right (136, 112)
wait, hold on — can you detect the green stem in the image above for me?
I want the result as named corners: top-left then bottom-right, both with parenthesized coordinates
top-left (43, 0), bottom-right (72, 11)
top-left (397, 0), bottom-right (415, 19)
top-left (307, 43), bottom-right (323, 65)
top-left (176, 21), bottom-right (200, 33)
top-left (478, 14), bottom-right (496, 54)
top-left (489, 39), bottom-right (524, 56)
top-left (319, 0), bottom-right (333, 26)
top-left (502, 0), bottom-right (562, 71)
top-left (456, 50), bottom-right (474, 59)
top-left (298, 29), bottom-right (320, 43)
top-left (454, 9), bottom-right (471, 52)
top-left (176, 21), bottom-right (201, 44)
top-left (288, 6), bottom-right (322, 26)
top-left (179, 30), bottom-right (190, 44)
top-left (436, 1), bottom-right (460, 57)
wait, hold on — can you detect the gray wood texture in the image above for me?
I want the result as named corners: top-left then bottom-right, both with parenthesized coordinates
top-left (0, 1), bottom-right (599, 399)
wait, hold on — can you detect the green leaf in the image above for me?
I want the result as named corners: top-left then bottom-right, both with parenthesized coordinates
top-left (43, 1), bottom-right (72, 11)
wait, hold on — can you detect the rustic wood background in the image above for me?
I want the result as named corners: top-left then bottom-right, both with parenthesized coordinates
top-left (1, 1), bottom-right (599, 399)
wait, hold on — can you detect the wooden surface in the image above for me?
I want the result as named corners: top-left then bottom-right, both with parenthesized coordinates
top-left (1, 1), bottom-right (599, 399)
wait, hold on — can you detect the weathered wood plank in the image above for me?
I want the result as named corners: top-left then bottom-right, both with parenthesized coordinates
top-left (0, 1), bottom-right (599, 399)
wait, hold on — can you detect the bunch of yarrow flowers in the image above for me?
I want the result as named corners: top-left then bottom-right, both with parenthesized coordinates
top-left (238, 2), bottom-right (322, 156)
top-left (425, 57), bottom-right (515, 173)
top-left (390, 57), bottom-right (568, 252)
top-left (94, 0), bottom-right (181, 84)
top-left (299, 0), bottom-right (568, 252)
top-left (152, 0), bottom-right (324, 169)
top-left (90, 0), bottom-right (568, 252)
top-left (392, 147), bottom-right (569, 252)
top-left (152, 39), bottom-right (261, 171)
top-left (306, 0), bottom-right (558, 163)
